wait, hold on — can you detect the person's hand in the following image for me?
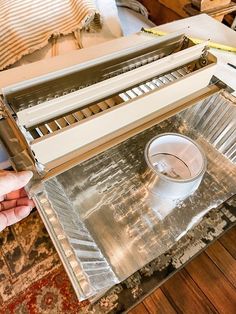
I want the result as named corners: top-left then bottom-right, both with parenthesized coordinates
top-left (0, 170), bottom-right (35, 232)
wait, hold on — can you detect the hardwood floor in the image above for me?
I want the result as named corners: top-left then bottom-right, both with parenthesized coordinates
top-left (129, 226), bottom-right (236, 314)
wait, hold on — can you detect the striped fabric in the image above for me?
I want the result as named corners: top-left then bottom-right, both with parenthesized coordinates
top-left (0, 0), bottom-right (100, 70)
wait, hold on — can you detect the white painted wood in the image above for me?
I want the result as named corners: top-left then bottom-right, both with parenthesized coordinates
top-left (17, 43), bottom-right (206, 128)
top-left (31, 64), bottom-right (216, 165)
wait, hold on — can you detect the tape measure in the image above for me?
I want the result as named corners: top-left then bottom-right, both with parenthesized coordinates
top-left (142, 28), bottom-right (236, 53)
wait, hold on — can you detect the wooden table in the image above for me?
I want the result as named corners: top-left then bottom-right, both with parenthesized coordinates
top-left (139, 0), bottom-right (236, 24)
top-left (185, 1), bottom-right (236, 22)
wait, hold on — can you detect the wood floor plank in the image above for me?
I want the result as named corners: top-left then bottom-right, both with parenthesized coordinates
top-left (206, 240), bottom-right (236, 288)
top-left (161, 269), bottom-right (218, 314)
top-left (129, 302), bottom-right (150, 314)
top-left (128, 230), bottom-right (236, 313)
top-left (143, 288), bottom-right (176, 314)
top-left (186, 252), bottom-right (236, 314)
top-left (219, 226), bottom-right (236, 259)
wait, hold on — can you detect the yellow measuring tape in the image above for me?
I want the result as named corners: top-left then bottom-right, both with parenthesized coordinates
top-left (142, 28), bottom-right (236, 53)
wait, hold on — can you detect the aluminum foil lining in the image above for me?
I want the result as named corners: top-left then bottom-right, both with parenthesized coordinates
top-left (38, 91), bottom-right (236, 298)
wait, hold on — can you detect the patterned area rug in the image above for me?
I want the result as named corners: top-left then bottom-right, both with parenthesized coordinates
top-left (0, 197), bottom-right (235, 313)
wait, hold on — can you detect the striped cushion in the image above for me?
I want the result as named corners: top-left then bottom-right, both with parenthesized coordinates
top-left (0, 0), bottom-right (100, 70)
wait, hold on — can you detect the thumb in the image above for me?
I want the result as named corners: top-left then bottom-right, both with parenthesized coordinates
top-left (0, 171), bottom-right (33, 197)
